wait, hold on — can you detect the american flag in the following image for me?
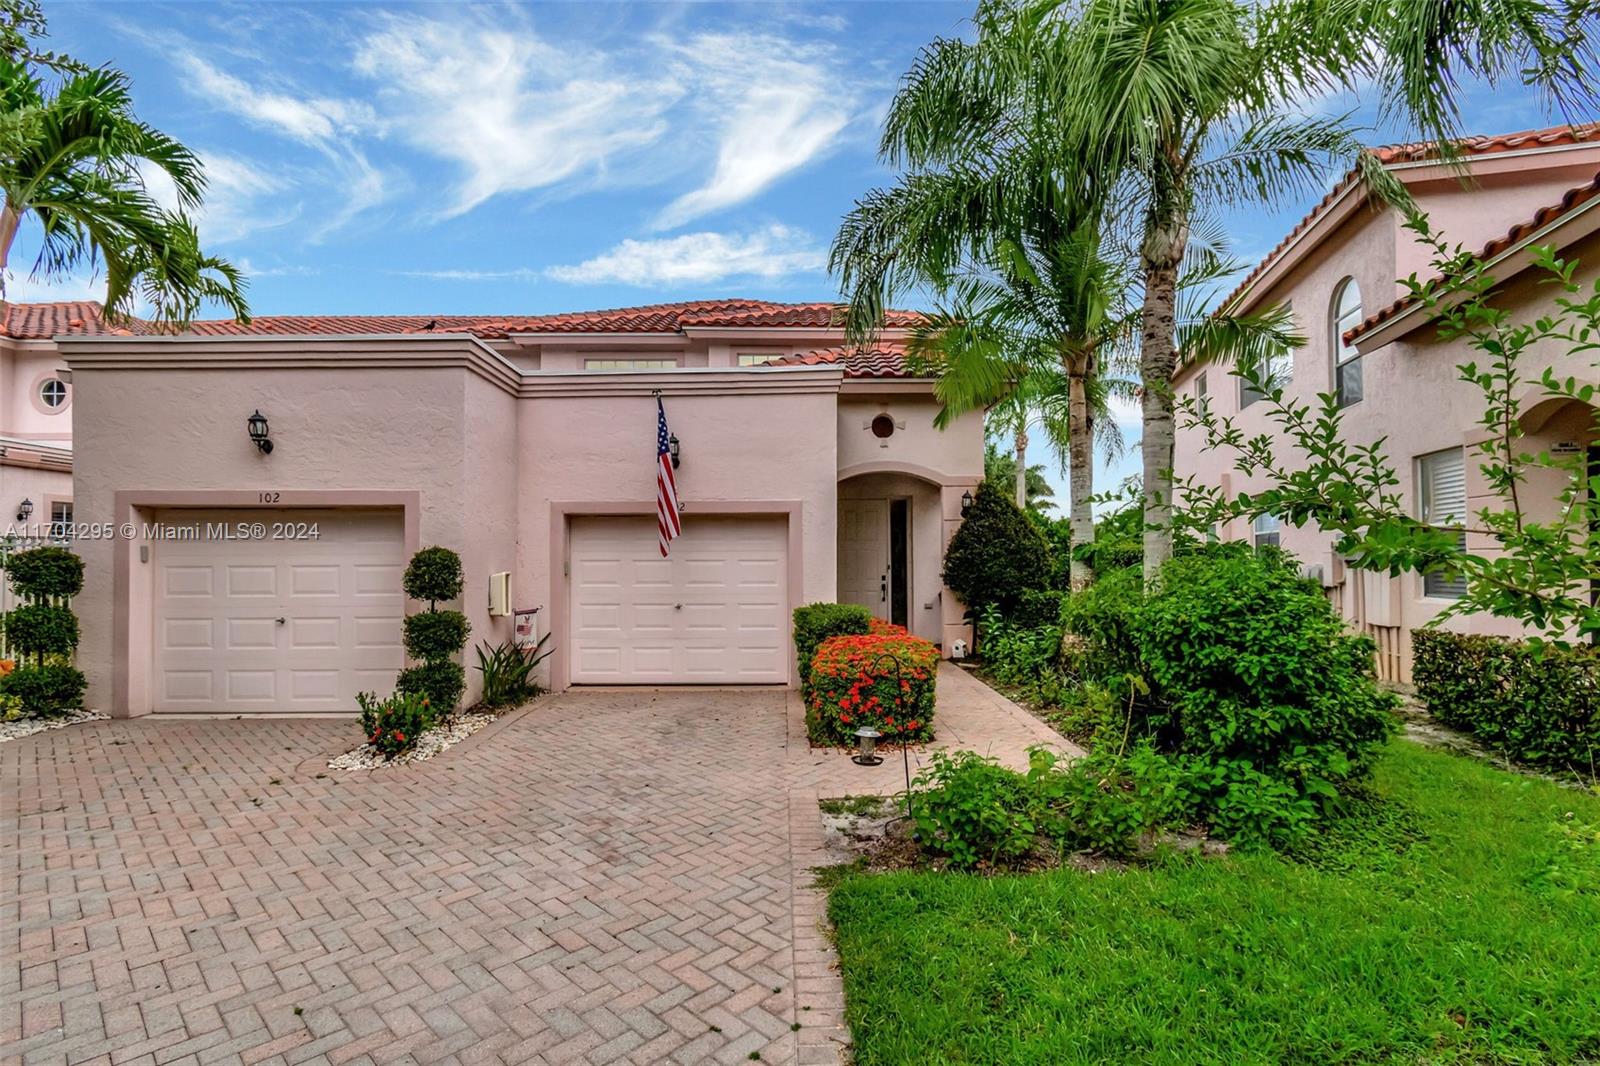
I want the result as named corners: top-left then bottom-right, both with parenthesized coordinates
top-left (656, 395), bottom-right (681, 557)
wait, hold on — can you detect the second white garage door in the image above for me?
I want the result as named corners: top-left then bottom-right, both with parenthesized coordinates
top-left (569, 514), bottom-right (788, 684)
top-left (150, 508), bottom-right (406, 713)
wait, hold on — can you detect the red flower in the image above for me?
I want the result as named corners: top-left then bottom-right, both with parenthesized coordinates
top-left (393, 730), bottom-right (405, 742)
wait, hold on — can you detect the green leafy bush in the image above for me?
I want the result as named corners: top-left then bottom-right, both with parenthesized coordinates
top-left (403, 610), bottom-right (470, 661)
top-left (1136, 552), bottom-right (1398, 848)
top-left (977, 604), bottom-right (1064, 692)
top-left (2, 546), bottom-right (84, 597)
top-left (2, 602), bottom-right (78, 659)
top-left (1032, 743), bottom-right (1194, 857)
top-left (397, 660), bottom-right (465, 713)
top-left (806, 632), bottom-right (937, 746)
top-left (942, 481), bottom-right (1051, 615)
top-left (401, 546), bottom-right (464, 606)
top-left (475, 635), bottom-right (553, 708)
top-left (0, 663), bottom-right (87, 717)
top-left (356, 689), bottom-right (435, 759)
top-left (1013, 588), bottom-right (1066, 630)
top-left (793, 602), bottom-right (871, 696)
top-left (910, 750), bottom-right (1039, 869)
top-left (1059, 565), bottom-right (1145, 679)
top-left (1412, 629), bottom-right (1599, 770)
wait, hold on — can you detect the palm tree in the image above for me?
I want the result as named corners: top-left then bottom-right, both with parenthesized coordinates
top-left (983, 439), bottom-right (1056, 512)
top-left (0, 45), bottom-right (249, 324)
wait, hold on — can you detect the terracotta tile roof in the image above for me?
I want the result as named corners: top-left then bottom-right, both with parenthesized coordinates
top-left (1220, 123), bottom-right (1599, 315)
top-left (1, 300), bottom-right (148, 338)
top-left (1346, 169), bottom-right (1600, 343)
top-left (760, 346), bottom-right (914, 378)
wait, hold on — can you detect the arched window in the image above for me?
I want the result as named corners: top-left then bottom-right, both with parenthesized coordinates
top-left (1332, 279), bottom-right (1363, 407)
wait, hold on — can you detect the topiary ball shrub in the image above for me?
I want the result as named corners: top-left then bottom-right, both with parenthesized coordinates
top-left (403, 610), bottom-right (470, 661)
top-left (397, 660), bottom-right (465, 715)
top-left (1136, 551), bottom-right (1399, 848)
top-left (3, 546), bottom-right (84, 598)
top-left (807, 632), bottom-right (937, 746)
top-left (2, 602), bottom-right (79, 660)
top-left (0, 663), bottom-right (87, 717)
top-left (942, 481), bottom-right (1051, 616)
top-left (402, 546), bottom-right (464, 606)
top-left (793, 602), bottom-right (872, 696)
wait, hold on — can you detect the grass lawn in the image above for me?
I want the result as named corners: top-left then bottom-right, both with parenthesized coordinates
top-left (827, 741), bottom-right (1600, 1065)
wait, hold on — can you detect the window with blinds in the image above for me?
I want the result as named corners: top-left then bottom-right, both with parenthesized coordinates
top-left (1418, 447), bottom-right (1467, 598)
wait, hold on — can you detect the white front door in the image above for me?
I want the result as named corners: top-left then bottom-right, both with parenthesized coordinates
top-left (568, 514), bottom-right (788, 684)
top-left (838, 498), bottom-right (890, 620)
top-left (150, 508), bottom-right (406, 713)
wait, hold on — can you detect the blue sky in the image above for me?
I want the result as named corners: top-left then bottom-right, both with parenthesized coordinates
top-left (18, 2), bottom-right (1566, 512)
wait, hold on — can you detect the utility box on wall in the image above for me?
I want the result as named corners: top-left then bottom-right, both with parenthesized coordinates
top-left (488, 571), bottom-right (512, 616)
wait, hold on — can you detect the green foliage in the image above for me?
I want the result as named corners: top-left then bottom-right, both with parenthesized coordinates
top-left (1035, 743), bottom-right (1194, 857)
top-left (0, 692), bottom-right (23, 721)
top-left (1059, 565), bottom-right (1145, 679)
top-left (1135, 552), bottom-right (1399, 848)
top-left (910, 750), bottom-right (1040, 870)
top-left (0, 662), bottom-right (86, 716)
top-left (474, 635), bottom-right (553, 709)
top-left (942, 481), bottom-right (1051, 614)
top-left (976, 603), bottom-right (1073, 708)
top-left (402, 610), bottom-right (469, 662)
top-left (792, 602), bottom-right (871, 697)
top-left (1075, 502), bottom-right (1143, 576)
top-left (806, 632), bottom-right (937, 747)
top-left (1012, 588), bottom-right (1065, 630)
top-left (2, 602), bottom-right (78, 659)
top-left (827, 742), bottom-right (1600, 1065)
top-left (396, 661), bottom-right (465, 716)
top-left (401, 547), bottom-right (464, 606)
top-left (356, 689), bottom-right (435, 759)
top-left (1412, 629), bottom-right (1599, 771)
top-left (3, 546), bottom-right (83, 597)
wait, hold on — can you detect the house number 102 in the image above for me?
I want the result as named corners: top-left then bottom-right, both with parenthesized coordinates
top-left (258, 492), bottom-right (281, 503)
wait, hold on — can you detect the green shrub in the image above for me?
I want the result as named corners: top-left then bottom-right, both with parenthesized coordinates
top-left (474, 635), bottom-right (553, 708)
top-left (1136, 552), bottom-right (1398, 849)
top-left (942, 481), bottom-right (1051, 614)
top-left (396, 660), bottom-right (465, 713)
top-left (793, 602), bottom-right (871, 696)
top-left (356, 689), bottom-right (435, 759)
top-left (2, 602), bottom-right (79, 660)
top-left (806, 632), bottom-right (938, 746)
top-left (1412, 629), bottom-right (1600, 770)
top-left (0, 663), bottom-right (87, 717)
top-left (403, 610), bottom-right (470, 661)
top-left (910, 750), bottom-right (1039, 869)
top-left (1060, 564), bottom-right (1145, 679)
top-left (0, 692), bottom-right (23, 721)
top-left (402, 546), bottom-right (464, 606)
top-left (3, 546), bottom-right (84, 598)
top-left (977, 604), bottom-right (1064, 692)
top-left (1033, 743), bottom-right (1194, 857)
top-left (1014, 588), bottom-right (1066, 630)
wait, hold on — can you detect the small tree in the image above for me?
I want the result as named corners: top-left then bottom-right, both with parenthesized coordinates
top-left (943, 481), bottom-right (1052, 619)
top-left (396, 546), bottom-right (468, 714)
top-left (0, 545), bottom-right (86, 716)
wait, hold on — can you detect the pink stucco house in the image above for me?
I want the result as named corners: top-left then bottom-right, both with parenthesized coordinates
top-left (1, 302), bottom-right (82, 539)
top-left (40, 299), bottom-right (982, 716)
top-left (1173, 123), bottom-right (1600, 682)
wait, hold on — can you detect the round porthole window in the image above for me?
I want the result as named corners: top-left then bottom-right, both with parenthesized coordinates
top-left (39, 378), bottom-right (68, 409)
top-left (871, 414), bottom-right (895, 439)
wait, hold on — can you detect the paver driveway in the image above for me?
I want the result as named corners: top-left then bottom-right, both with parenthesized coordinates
top-left (2, 671), bottom-right (1067, 1065)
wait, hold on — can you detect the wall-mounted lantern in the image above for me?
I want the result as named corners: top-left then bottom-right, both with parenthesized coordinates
top-left (16, 498), bottom-right (33, 522)
top-left (668, 432), bottom-right (681, 469)
top-left (246, 410), bottom-right (273, 454)
top-left (960, 490), bottom-right (974, 515)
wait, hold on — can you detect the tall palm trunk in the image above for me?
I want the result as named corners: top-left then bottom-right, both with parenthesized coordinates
top-left (0, 203), bottom-right (22, 290)
top-left (1064, 349), bottom-right (1094, 589)
top-left (1013, 415), bottom-right (1029, 510)
top-left (1139, 200), bottom-right (1188, 585)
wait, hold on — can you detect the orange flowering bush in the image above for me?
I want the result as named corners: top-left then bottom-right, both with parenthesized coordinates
top-left (0, 659), bottom-right (13, 677)
top-left (807, 632), bottom-right (937, 746)
top-left (866, 618), bottom-right (909, 637)
top-left (355, 689), bottom-right (435, 759)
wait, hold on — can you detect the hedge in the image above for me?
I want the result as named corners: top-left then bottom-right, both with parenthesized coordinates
top-left (806, 632), bottom-right (938, 746)
top-left (793, 603), bottom-right (872, 696)
top-left (1413, 628), bottom-right (1600, 770)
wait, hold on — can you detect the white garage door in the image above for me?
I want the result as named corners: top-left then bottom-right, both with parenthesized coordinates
top-left (569, 514), bottom-right (788, 684)
top-left (151, 508), bottom-right (405, 713)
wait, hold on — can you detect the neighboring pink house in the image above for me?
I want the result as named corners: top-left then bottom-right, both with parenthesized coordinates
top-left (51, 299), bottom-right (983, 716)
top-left (1, 302), bottom-right (92, 537)
top-left (1173, 124), bottom-right (1600, 683)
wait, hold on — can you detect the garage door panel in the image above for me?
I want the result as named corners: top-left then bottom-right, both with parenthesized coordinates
top-left (151, 508), bottom-right (405, 713)
top-left (569, 515), bottom-right (788, 684)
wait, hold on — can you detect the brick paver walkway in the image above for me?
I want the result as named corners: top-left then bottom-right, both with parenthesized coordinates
top-left (2, 666), bottom-right (1070, 1065)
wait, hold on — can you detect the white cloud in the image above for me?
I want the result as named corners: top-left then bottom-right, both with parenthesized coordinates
top-left (351, 13), bottom-right (681, 219)
top-left (140, 153), bottom-right (298, 245)
top-left (652, 33), bottom-right (854, 230)
top-left (175, 54), bottom-right (373, 145)
top-left (546, 224), bottom-right (826, 286)
top-left (392, 268), bottom-right (542, 282)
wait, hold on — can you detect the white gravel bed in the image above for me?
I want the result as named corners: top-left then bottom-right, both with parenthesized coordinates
top-left (0, 709), bottom-right (109, 743)
top-left (327, 711), bottom-right (496, 770)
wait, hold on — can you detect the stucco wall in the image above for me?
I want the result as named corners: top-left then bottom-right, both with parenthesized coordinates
top-left (0, 463), bottom-right (72, 528)
top-left (2, 348), bottom-right (73, 440)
